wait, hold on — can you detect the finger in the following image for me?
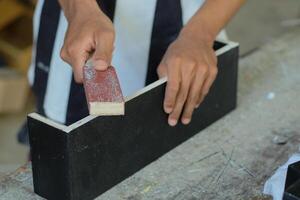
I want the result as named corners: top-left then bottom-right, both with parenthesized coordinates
top-left (202, 51), bottom-right (218, 96)
top-left (195, 69), bottom-right (217, 107)
top-left (92, 59), bottom-right (109, 70)
top-left (60, 43), bottom-right (90, 83)
top-left (196, 65), bottom-right (218, 107)
top-left (157, 63), bottom-right (167, 79)
top-left (196, 52), bottom-right (217, 107)
top-left (93, 31), bottom-right (114, 71)
top-left (181, 67), bottom-right (207, 124)
top-left (195, 95), bottom-right (204, 109)
top-left (163, 62), bottom-right (180, 115)
top-left (168, 66), bottom-right (193, 126)
top-left (202, 66), bottom-right (218, 96)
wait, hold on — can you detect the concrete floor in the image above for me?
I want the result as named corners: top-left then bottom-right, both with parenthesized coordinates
top-left (227, 0), bottom-right (300, 55)
top-left (0, 116), bottom-right (28, 177)
top-left (0, 0), bottom-right (299, 178)
top-left (0, 96), bottom-right (34, 178)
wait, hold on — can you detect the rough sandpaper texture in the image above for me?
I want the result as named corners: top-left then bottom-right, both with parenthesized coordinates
top-left (28, 41), bottom-right (239, 200)
top-left (83, 66), bottom-right (124, 115)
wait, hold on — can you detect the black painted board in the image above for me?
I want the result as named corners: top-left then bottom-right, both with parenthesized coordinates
top-left (28, 41), bottom-right (239, 200)
top-left (28, 118), bottom-right (71, 199)
top-left (284, 161), bottom-right (300, 200)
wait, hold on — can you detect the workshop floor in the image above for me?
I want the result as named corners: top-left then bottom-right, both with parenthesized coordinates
top-left (0, 0), bottom-right (299, 179)
top-left (0, 96), bottom-right (34, 179)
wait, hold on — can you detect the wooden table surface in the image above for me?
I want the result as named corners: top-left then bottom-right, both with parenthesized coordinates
top-left (1, 28), bottom-right (300, 200)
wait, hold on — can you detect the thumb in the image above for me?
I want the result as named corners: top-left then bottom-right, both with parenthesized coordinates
top-left (92, 58), bottom-right (109, 71)
top-left (92, 40), bottom-right (113, 71)
top-left (72, 51), bottom-right (89, 83)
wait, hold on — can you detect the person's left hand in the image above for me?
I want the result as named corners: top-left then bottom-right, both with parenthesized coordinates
top-left (157, 31), bottom-right (218, 126)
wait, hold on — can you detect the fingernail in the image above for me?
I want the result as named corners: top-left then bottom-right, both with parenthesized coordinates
top-left (168, 118), bottom-right (177, 127)
top-left (195, 104), bottom-right (200, 108)
top-left (164, 106), bottom-right (173, 114)
top-left (93, 59), bottom-right (108, 70)
top-left (182, 118), bottom-right (191, 125)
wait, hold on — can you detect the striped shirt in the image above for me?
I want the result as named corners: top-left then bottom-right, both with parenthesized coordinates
top-left (28, 0), bottom-right (225, 126)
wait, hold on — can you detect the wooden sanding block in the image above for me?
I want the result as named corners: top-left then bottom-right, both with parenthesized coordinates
top-left (83, 61), bottom-right (124, 116)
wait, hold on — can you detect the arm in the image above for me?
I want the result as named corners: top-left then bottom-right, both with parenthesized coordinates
top-left (157, 0), bottom-right (245, 126)
top-left (58, 0), bottom-right (115, 82)
top-left (182, 0), bottom-right (245, 44)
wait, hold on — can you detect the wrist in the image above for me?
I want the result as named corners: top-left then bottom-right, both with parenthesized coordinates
top-left (59, 0), bottom-right (103, 22)
top-left (180, 21), bottom-right (216, 47)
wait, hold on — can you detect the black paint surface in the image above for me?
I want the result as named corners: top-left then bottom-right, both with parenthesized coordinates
top-left (28, 41), bottom-right (239, 200)
top-left (284, 161), bottom-right (300, 200)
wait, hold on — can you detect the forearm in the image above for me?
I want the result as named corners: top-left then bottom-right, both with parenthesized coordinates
top-left (58, 0), bottom-right (103, 22)
top-left (181, 0), bottom-right (246, 45)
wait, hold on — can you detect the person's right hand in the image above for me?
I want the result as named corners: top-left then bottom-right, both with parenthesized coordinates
top-left (60, 0), bottom-right (115, 83)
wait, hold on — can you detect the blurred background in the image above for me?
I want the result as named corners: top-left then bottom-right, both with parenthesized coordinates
top-left (0, 0), bottom-right (299, 179)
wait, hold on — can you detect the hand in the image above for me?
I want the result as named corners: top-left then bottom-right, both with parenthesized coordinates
top-left (60, 2), bottom-right (115, 83)
top-left (157, 31), bottom-right (218, 126)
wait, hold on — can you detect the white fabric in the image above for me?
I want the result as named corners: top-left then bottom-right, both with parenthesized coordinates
top-left (43, 13), bottom-right (73, 124)
top-left (181, 0), bottom-right (205, 25)
top-left (28, 0), bottom-right (44, 85)
top-left (263, 151), bottom-right (300, 200)
top-left (112, 0), bottom-right (157, 97)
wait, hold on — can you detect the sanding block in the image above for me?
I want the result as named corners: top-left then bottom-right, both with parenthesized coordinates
top-left (83, 61), bottom-right (124, 116)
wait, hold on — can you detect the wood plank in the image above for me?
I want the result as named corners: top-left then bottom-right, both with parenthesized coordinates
top-left (0, 0), bottom-right (25, 31)
top-left (0, 16), bottom-right (32, 73)
top-left (27, 40), bottom-right (239, 200)
top-left (0, 68), bottom-right (28, 113)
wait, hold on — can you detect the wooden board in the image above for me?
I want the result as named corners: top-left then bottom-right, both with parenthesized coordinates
top-left (0, 16), bottom-right (33, 73)
top-left (27, 40), bottom-right (239, 200)
top-left (0, 0), bottom-right (25, 31)
top-left (0, 68), bottom-right (28, 113)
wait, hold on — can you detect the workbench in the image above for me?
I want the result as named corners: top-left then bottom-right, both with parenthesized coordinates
top-left (1, 28), bottom-right (300, 200)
